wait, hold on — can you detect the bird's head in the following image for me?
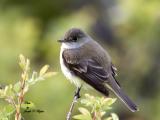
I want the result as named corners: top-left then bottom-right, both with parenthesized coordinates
top-left (58, 28), bottom-right (90, 49)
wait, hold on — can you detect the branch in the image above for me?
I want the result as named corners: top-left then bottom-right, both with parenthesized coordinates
top-left (66, 87), bottom-right (81, 120)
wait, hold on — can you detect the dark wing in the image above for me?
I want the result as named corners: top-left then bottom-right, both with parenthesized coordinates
top-left (111, 63), bottom-right (120, 87)
top-left (62, 52), bottom-right (110, 96)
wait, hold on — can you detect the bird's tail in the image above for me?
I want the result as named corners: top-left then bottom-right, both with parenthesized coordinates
top-left (105, 76), bottom-right (138, 112)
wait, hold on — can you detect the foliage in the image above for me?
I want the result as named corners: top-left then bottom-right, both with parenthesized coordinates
top-left (0, 54), bottom-right (56, 120)
top-left (73, 94), bottom-right (119, 120)
top-left (0, 0), bottom-right (160, 119)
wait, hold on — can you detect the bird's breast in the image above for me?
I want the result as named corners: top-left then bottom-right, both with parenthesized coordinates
top-left (60, 47), bottom-right (83, 87)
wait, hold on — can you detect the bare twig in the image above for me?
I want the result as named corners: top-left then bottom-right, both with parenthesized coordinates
top-left (66, 86), bottom-right (81, 120)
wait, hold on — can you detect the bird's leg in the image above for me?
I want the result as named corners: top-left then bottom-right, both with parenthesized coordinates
top-left (66, 86), bottom-right (82, 120)
top-left (74, 86), bottom-right (81, 99)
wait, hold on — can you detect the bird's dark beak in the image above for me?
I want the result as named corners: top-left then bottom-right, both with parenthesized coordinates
top-left (57, 39), bottom-right (66, 43)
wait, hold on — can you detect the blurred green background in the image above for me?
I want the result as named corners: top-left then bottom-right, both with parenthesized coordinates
top-left (0, 0), bottom-right (160, 120)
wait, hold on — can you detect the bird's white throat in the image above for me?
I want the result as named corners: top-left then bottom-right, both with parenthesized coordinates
top-left (60, 37), bottom-right (90, 87)
top-left (60, 47), bottom-right (83, 87)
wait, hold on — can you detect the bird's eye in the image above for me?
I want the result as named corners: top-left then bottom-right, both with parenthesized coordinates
top-left (72, 36), bottom-right (77, 42)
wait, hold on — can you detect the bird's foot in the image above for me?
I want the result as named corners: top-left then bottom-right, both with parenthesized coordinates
top-left (74, 86), bottom-right (82, 99)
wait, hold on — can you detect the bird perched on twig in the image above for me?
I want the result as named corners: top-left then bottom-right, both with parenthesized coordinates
top-left (58, 28), bottom-right (138, 112)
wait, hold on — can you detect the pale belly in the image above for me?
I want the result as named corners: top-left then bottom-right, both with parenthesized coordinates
top-left (60, 50), bottom-right (83, 88)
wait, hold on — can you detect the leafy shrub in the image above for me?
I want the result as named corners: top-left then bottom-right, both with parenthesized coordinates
top-left (0, 54), bottom-right (56, 120)
top-left (73, 94), bottom-right (119, 120)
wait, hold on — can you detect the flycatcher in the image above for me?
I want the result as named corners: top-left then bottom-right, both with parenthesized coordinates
top-left (58, 28), bottom-right (138, 112)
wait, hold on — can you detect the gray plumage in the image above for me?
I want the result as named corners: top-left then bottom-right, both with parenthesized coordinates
top-left (59, 28), bottom-right (138, 112)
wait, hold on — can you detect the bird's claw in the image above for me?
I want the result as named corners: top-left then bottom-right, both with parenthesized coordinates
top-left (74, 86), bottom-right (82, 99)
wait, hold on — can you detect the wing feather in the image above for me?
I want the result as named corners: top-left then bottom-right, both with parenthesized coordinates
top-left (62, 52), bottom-right (110, 96)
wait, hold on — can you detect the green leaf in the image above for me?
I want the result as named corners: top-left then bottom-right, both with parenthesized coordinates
top-left (27, 72), bottom-right (38, 85)
top-left (31, 71), bottom-right (38, 81)
top-left (0, 105), bottom-right (15, 120)
top-left (102, 98), bottom-right (117, 110)
top-left (1, 84), bottom-right (15, 98)
top-left (73, 114), bottom-right (92, 120)
top-left (13, 82), bottom-right (20, 93)
top-left (111, 113), bottom-right (119, 120)
top-left (107, 98), bottom-right (117, 106)
top-left (39, 65), bottom-right (49, 76)
top-left (43, 72), bottom-right (57, 78)
top-left (100, 111), bottom-right (106, 117)
top-left (5, 105), bottom-right (15, 116)
top-left (81, 97), bottom-right (94, 107)
top-left (78, 107), bottom-right (90, 115)
top-left (19, 54), bottom-right (26, 69)
top-left (25, 59), bottom-right (30, 72)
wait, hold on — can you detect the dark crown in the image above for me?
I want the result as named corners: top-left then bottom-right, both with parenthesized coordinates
top-left (64, 28), bottom-right (85, 41)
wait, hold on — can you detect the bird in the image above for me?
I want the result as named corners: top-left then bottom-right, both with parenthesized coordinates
top-left (58, 28), bottom-right (138, 112)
